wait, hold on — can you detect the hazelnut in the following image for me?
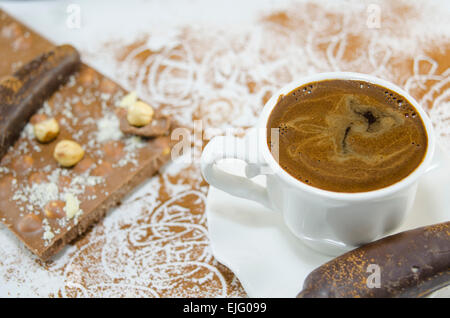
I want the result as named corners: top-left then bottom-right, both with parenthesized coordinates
top-left (118, 91), bottom-right (137, 108)
top-left (64, 193), bottom-right (80, 219)
top-left (127, 101), bottom-right (154, 127)
top-left (54, 140), bottom-right (85, 167)
top-left (33, 117), bottom-right (60, 143)
top-left (17, 214), bottom-right (42, 233)
top-left (44, 200), bottom-right (65, 219)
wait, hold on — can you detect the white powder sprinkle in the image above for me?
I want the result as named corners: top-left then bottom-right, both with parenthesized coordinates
top-left (95, 113), bottom-right (123, 143)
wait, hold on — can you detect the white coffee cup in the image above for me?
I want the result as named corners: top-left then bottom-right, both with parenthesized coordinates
top-left (201, 72), bottom-right (436, 256)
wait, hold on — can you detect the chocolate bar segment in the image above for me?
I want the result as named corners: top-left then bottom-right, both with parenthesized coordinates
top-left (0, 44), bottom-right (80, 159)
top-left (117, 108), bottom-right (171, 137)
top-left (0, 10), bottom-right (173, 260)
top-left (298, 222), bottom-right (450, 298)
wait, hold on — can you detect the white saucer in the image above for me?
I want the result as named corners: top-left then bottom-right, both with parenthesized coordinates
top-left (206, 145), bottom-right (450, 298)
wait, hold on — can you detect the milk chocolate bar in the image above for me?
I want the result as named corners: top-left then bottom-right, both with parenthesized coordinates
top-left (0, 10), bottom-right (173, 260)
top-left (0, 45), bottom-right (80, 159)
top-left (298, 222), bottom-right (450, 298)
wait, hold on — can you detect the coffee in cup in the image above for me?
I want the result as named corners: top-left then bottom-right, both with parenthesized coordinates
top-left (267, 79), bottom-right (428, 192)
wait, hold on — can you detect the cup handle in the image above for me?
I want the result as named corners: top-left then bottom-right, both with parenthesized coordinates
top-left (201, 134), bottom-right (273, 210)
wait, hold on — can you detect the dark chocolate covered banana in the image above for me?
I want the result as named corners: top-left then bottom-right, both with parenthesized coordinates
top-left (0, 44), bottom-right (80, 159)
top-left (298, 222), bottom-right (450, 298)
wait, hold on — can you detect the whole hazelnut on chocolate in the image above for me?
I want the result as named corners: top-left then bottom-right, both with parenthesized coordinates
top-left (127, 101), bottom-right (154, 127)
top-left (118, 91), bottom-right (137, 108)
top-left (53, 140), bottom-right (85, 167)
top-left (33, 118), bottom-right (60, 143)
top-left (44, 200), bottom-right (65, 219)
top-left (17, 214), bottom-right (42, 233)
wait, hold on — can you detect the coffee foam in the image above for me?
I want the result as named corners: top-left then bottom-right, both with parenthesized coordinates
top-left (268, 80), bottom-right (428, 192)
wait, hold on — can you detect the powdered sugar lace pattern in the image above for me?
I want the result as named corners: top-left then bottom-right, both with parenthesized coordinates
top-left (61, 164), bottom-right (234, 297)
top-left (0, 0), bottom-right (449, 297)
